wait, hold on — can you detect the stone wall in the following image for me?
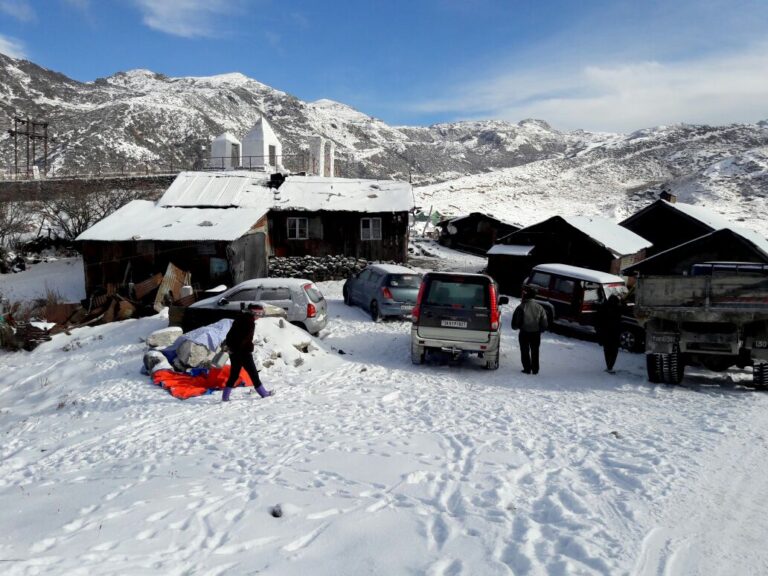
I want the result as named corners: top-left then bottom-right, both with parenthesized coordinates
top-left (269, 255), bottom-right (394, 281)
top-left (0, 174), bottom-right (175, 202)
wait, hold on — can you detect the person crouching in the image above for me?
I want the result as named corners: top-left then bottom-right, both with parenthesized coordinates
top-left (222, 304), bottom-right (274, 402)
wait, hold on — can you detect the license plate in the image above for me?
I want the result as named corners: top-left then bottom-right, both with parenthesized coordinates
top-left (441, 320), bottom-right (467, 328)
top-left (652, 334), bottom-right (677, 343)
top-left (400, 305), bottom-right (413, 313)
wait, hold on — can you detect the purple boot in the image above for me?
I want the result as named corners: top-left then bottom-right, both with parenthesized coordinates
top-left (222, 387), bottom-right (232, 402)
top-left (255, 385), bottom-right (274, 398)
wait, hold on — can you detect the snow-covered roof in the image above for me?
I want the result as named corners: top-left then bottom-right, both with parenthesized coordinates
top-left (159, 171), bottom-right (414, 213)
top-left (532, 263), bottom-right (626, 284)
top-left (665, 200), bottom-right (734, 231)
top-left (368, 264), bottom-right (421, 275)
top-left (487, 244), bottom-right (535, 256)
top-left (76, 200), bottom-right (267, 242)
top-left (563, 216), bottom-right (651, 256)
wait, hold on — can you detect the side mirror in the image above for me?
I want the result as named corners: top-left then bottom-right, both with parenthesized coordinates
top-left (498, 296), bottom-right (509, 306)
top-left (217, 297), bottom-right (229, 306)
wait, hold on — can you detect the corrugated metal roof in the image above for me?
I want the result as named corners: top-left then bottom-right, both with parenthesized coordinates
top-left (563, 216), bottom-right (652, 256)
top-left (76, 200), bottom-right (267, 242)
top-left (157, 171), bottom-right (414, 212)
top-left (487, 244), bottom-right (535, 256)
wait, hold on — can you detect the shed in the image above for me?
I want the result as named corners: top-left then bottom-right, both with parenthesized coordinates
top-left (487, 215), bottom-right (651, 295)
top-left (622, 228), bottom-right (768, 276)
top-left (209, 132), bottom-right (242, 170)
top-left (241, 117), bottom-right (283, 171)
top-left (77, 171), bottom-right (413, 295)
top-left (620, 199), bottom-right (736, 256)
top-left (436, 212), bottom-right (520, 255)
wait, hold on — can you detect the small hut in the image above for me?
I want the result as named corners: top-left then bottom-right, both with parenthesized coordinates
top-left (209, 132), bottom-right (242, 170)
top-left (436, 212), bottom-right (520, 255)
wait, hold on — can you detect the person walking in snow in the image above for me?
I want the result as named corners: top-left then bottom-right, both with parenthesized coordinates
top-left (511, 286), bottom-right (548, 374)
top-left (222, 304), bottom-right (274, 402)
top-left (596, 294), bottom-right (622, 374)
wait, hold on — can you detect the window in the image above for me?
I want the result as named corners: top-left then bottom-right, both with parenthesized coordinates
top-left (387, 274), bottom-right (422, 288)
top-left (528, 272), bottom-right (551, 289)
top-left (229, 289), bottom-right (259, 301)
top-left (287, 217), bottom-right (308, 240)
top-left (259, 287), bottom-right (291, 301)
top-left (553, 278), bottom-right (575, 295)
top-left (583, 282), bottom-right (601, 303)
top-left (361, 217), bottom-right (382, 241)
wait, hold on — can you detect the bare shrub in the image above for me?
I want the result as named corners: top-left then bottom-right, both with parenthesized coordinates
top-left (0, 200), bottom-right (32, 248)
top-left (34, 188), bottom-right (143, 242)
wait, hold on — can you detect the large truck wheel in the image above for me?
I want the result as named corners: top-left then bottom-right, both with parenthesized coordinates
top-left (754, 363), bottom-right (768, 389)
top-left (662, 353), bottom-right (685, 384)
top-left (485, 348), bottom-right (500, 370)
top-left (646, 353), bottom-right (664, 383)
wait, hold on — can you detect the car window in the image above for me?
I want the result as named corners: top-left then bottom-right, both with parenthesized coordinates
top-left (387, 274), bottom-right (422, 288)
top-left (528, 272), bottom-right (551, 289)
top-left (604, 283), bottom-right (628, 299)
top-left (303, 283), bottom-right (324, 303)
top-left (229, 288), bottom-right (260, 301)
top-left (425, 278), bottom-right (489, 309)
top-left (583, 282), bottom-right (601, 302)
top-left (553, 278), bottom-right (575, 295)
top-left (357, 269), bottom-right (372, 282)
top-left (259, 287), bottom-right (291, 301)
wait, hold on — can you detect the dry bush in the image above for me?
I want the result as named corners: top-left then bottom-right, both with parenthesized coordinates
top-left (0, 200), bottom-right (32, 248)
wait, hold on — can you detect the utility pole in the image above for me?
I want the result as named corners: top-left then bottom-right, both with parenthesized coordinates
top-left (7, 116), bottom-right (50, 179)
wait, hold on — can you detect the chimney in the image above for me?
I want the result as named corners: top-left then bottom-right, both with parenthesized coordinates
top-left (309, 136), bottom-right (325, 177)
top-left (659, 189), bottom-right (677, 203)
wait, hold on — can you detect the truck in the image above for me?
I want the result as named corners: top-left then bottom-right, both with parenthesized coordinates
top-left (634, 271), bottom-right (768, 387)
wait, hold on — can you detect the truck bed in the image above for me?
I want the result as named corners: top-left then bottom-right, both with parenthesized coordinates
top-left (634, 275), bottom-right (768, 323)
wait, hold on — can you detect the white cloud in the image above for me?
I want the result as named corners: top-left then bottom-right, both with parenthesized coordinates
top-left (0, 0), bottom-right (35, 22)
top-left (0, 33), bottom-right (27, 59)
top-left (413, 43), bottom-right (768, 132)
top-left (133, 0), bottom-right (240, 38)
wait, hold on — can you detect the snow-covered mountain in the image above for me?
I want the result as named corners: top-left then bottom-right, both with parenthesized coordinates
top-left (1, 52), bottom-right (767, 233)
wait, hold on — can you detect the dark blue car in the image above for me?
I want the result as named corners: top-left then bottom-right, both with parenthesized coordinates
top-left (343, 264), bottom-right (423, 321)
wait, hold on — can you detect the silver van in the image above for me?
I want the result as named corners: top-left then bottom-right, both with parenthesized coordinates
top-left (410, 272), bottom-right (508, 369)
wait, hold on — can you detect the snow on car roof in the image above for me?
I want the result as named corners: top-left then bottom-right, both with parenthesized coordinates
top-left (487, 244), bottom-right (535, 256)
top-left (563, 215), bottom-right (651, 256)
top-left (158, 171), bottom-right (414, 213)
top-left (531, 263), bottom-right (626, 284)
top-left (76, 200), bottom-right (268, 242)
top-left (367, 264), bottom-right (421, 275)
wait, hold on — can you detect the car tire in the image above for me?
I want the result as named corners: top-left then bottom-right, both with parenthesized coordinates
top-left (485, 353), bottom-right (499, 370)
top-left (370, 300), bottom-right (381, 322)
top-left (411, 343), bottom-right (425, 365)
top-left (343, 286), bottom-right (351, 306)
top-left (619, 327), bottom-right (643, 353)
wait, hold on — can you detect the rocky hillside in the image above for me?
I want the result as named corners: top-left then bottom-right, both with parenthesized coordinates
top-left (1, 52), bottom-right (766, 231)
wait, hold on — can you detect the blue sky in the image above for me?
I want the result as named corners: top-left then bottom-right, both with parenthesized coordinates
top-left (1, 0), bottom-right (767, 132)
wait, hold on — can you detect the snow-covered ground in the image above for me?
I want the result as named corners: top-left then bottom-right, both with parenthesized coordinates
top-left (2, 260), bottom-right (768, 575)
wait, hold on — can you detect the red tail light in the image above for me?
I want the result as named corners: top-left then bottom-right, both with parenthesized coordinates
top-left (489, 283), bottom-right (500, 331)
top-left (411, 280), bottom-right (427, 322)
top-left (382, 286), bottom-right (394, 300)
top-left (307, 302), bottom-right (317, 318)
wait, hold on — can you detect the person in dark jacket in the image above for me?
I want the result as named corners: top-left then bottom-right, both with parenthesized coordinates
top-left (596, 294), bottom-right (622, 373)
top-left (512, 286), bottom-right (549, 374)
top-left (222, 304), bottom-right (273, 402)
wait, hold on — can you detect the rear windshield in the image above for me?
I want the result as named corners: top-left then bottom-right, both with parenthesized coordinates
top-left (387, 274), bottom-right (422, 288)
top-left (425, 278), bottom-right (489, 309)
top-left (604, 283), bottom-right (628, 299)
top-left (303, 283), bottom-right (324, 303)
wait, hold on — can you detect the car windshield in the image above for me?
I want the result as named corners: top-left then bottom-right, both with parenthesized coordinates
top-left (387, 274), bottom-right (422, 288)
top-left (603, 283), bottom-right (628, 299)
top-left (303, 283), bottom-right (324, 303)
top-left (425, 278), bottom-right (489, 309)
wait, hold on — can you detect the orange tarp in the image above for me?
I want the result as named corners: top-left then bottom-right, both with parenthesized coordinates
top-left (151, 366), bottom-right (255, 400)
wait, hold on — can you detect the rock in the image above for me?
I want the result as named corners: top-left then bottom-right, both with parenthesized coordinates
top-left (143, 350), bottom-right (171, 374)
top-left (147, 326), bottom-right (183, 348)
top-left (176, 340), bottom-right (214, 368)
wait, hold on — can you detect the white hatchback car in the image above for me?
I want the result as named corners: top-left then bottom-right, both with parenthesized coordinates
top-left (190, 278), bottom-right (328, 335)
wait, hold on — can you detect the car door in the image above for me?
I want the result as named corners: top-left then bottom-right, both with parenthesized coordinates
top-left (365, 270), bottom-right (384, 309)
top-left (256, 286), bottom-right (295, 321)
top-left (550, 276), bottom-right (577, 320)
top-left (351, 269), bottom-right (372, 305)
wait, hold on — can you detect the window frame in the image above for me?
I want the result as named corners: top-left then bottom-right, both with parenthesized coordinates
top-left (360, 217), bottom-right (382, 241)
top-left (287, 217), bottom-right (309, 240)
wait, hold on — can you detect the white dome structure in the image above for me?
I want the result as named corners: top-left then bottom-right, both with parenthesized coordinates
top-left (210, 132), bottom-right (241, 170)
top-left (242, 117), bottom-right (283, 171)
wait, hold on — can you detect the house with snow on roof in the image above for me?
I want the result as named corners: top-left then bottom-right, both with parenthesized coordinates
top-left (486, 215), bottom-right (652, 296)
top-left (76, 171), bottom-right (413, 295)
